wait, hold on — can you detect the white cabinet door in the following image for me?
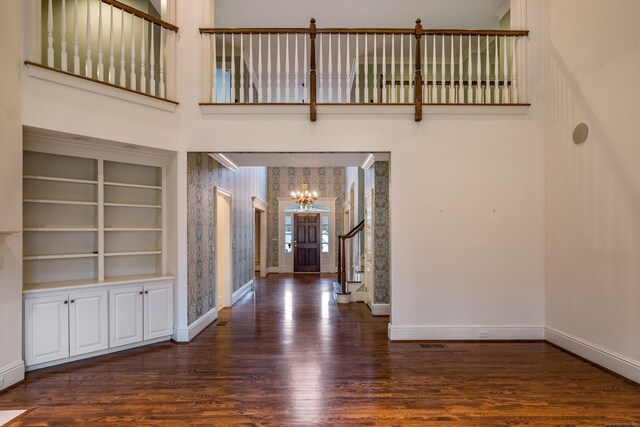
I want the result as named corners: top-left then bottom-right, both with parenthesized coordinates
top-left (24, 295), bottom-right (69, 366)
top-left (144, 282), bottom-right (174, 340)
top-left (109, 286), bottom-right (143, 348)
top-left (69, 290), bottom-right (109, 357)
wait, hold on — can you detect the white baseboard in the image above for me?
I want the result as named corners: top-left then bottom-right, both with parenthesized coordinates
top-left (232, 279), bottom-right (254, 305)
top-left (0, 360), bottom-right (25, 391)
top-left (267, 267), bottom-right (280, 274)
top-left (178, 306), bottom-right (219, 342)
top-left (369, 303), bottom-right (390, 316)
top-left (26, 337), bottom-right (169, 371)
top-left (388, 324), bottom-right (545, 341)
top-left (545, 326), bottom-right (640, 384)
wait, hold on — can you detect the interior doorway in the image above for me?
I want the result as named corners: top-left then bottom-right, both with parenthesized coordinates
top-left (216, 187), bottom-right (233, 310)
top-left (253, 197), bottom-right (268, 278)
top-left (293, 213), bottom-right (321, 273)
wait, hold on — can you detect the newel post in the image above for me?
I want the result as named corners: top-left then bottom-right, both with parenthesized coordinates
top-left (414, 19), bottom-right (423, 122)
top-left (309, 18), bottom-right (317, 122)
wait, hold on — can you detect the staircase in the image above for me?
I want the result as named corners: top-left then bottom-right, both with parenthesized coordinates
top-left (334, 220), bottom-right (364, 304)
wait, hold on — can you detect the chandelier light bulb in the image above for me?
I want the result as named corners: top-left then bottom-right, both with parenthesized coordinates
top-left (290, 183), bottom-right (318, 209)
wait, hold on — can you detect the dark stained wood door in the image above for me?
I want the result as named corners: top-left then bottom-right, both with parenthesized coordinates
top-left (294, 214), bottom-right (321, 272)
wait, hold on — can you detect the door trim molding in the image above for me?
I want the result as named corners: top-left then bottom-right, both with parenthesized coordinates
top-left (252, 197), bottom-right (268, 278)
top-left (215, 187), bottom-right (233, 310)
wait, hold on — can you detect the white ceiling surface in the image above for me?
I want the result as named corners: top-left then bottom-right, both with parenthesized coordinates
top-left (221, 152), bottom-right (373, 167)
top-left (213, 0), bottom-right (506, 29)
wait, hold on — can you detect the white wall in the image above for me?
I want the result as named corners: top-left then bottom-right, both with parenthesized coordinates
top-left (544, 0), bottom-right (640, 382)
top-left (0, 1), bottom-right (25, 391)
top-left (16, 0), bottom-right (547, 345)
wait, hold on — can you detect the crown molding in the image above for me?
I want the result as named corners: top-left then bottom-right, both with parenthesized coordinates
top-left (208, 153), bottom-right (239, 172)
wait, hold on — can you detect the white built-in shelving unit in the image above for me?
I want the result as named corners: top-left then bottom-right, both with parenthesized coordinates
top-left (23, 152), bottom-right (166, 289)
top-left (22, 143), bottom-right (173, 371)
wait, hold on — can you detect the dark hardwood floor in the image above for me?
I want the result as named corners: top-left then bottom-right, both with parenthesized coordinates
top-left (2, 274), bottom-right (640, 426)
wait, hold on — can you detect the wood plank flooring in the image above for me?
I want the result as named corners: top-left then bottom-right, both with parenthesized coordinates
top-left (2, 274), bottom-right (640, 426)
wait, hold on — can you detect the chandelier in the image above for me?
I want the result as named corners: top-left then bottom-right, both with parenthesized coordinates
top-left (290, 184), bottom-right (318, 209)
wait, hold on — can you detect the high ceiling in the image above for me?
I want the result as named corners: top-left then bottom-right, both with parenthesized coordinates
top-left (214, 0), bottom-right (507, 29)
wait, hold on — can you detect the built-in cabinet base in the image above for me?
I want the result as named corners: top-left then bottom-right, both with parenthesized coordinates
top-left (24, 277), bottom-right (173, 371)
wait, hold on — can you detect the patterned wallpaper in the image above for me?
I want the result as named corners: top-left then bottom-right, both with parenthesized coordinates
top-left (187, 153), bottom-right (267, 325)
top-left (267, 167), bottom-right (345, 268)
top-left (365, 161), bottom-right (390, 304)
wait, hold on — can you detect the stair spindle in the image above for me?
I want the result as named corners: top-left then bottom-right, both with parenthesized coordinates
top-left (294, 34), bottom-right (299, 102)
top-left (97, 0), bottom-right (104, 81)
top-left (86, 0), bottom-right (92, 78)
top-left (119, 8), bottom-right (125, 86)
top-left (149, 24), bottom-right (155, 95)
top-left (431, 35), bottom-right (436, 103)
top-left (240, 34), bottom-right (245, 103)
top-left (337, 34), bottom-right (342, 103)
top-left (47, 0), bottom-right (54, 67)
top-left (258, 35), bottom-right (263, 102)
top-left (159, 27), bottom-right (165, 98)
top-left (408, 36), bottom-right (413, 103)
top-left (319, 35), bottom-right (324, 102)
top-left (483, 35), bottom-right (490, 102)
top-left (285, 34), bottom-right (290, 102)
top-left (400, 35), bottom-right (404, 103)
top-left (249, 34), bottom-right (254, 103)
top-left (222, 34), bottom-right (227, 102)
top-left (328, 35), bottom-right (333, 102)
top-left (73, 0), bottom-right (79, 74)
top-left (231, 34), bottom-right (236, 102)
top-left (276, 34), bottom-right (281, 103)
top-left (511, 36), bottom-right (518, 103)
top-left (61, 0), bottom-right (67, 71)
top-left (303, 34), bottom-right (308, 103)
top-left (364, 35), bottom-right (368, 102)
top-left (267, 35), bottom-right (272, 102)
top-left (502, 35), bottom-right (509, 103)
top-left (477, 35), bottom-right (483, 103)
top-left (140, 20), bottom-right (146, 93)
top-left (373, 34), bottom-right (377, 103)
top-left (382, 35), bottom-right (387, 103)
top-left (391, 34), bottom-right (395, 103)
top-left (467, 35), bottom-right (472, 103)
top-left (494, 35), bottom-right (499, 103)
top-left (458, 35), bottom-right (463, 103)
top-left (355, 35), bottom-right (360, 103)
top-left (449, 34), bottom-right (455, 103)
top-left (440, 35), bottom-right (445, 103)
top-left (107, 5), bottom-right (114, 83)
top-left (211, 35), bottom-right (217, 102)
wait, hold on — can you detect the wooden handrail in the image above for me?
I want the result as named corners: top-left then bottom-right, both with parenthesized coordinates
top-left (340, 220), bottom-right (365, 240)
top-left (102, 0), bottom-right (178, 32)
top-left (200, 27), bottom-right (528, 37)
top-left (199, 28), bottom-right (309, 35)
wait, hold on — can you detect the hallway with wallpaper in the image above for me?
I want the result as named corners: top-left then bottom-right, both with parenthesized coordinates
top-left (2, 274), bottom-right (640, 425)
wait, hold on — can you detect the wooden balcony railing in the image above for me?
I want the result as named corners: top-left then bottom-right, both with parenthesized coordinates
top-left (200, 20), bottom-right (529, 121)
top-left (28, 0), bottom-right (178, 103)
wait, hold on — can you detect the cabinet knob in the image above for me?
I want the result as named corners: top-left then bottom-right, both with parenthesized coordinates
top-left (64, 300), bottom-right (68, 304)
top-left (70, 300), bottom-right (75, 304)
top-left (139, 291), bottom-right (143, 295)
top-left (145, 290), bottom-right (149, 294)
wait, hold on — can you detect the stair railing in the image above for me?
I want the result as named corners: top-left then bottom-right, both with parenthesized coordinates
top-left (337, 220), bottom-right (365, 294)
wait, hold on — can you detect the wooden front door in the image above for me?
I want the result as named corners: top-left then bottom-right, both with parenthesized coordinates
top-left (294, 214), bottom-right (321, 272)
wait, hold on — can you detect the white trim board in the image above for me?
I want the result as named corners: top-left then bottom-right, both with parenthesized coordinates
top-left (25, 63), bottom-right (178, 113)
top-left (545, 326), bottom-right (640, 384)
top-left (0, 410), bottom-right (26, 426)
top-left (232, 279), bottom-right (255, 306)
top-left (181, 306), bottom-right (219, 342)
top-left (369, 303), bottom-right (390, 316)
top-left (0, 360), bottom-right (25, 391)
top-left (388, 324), bottom-right (545, 341)
top-left (25, 337), bottom-right (170, 371)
